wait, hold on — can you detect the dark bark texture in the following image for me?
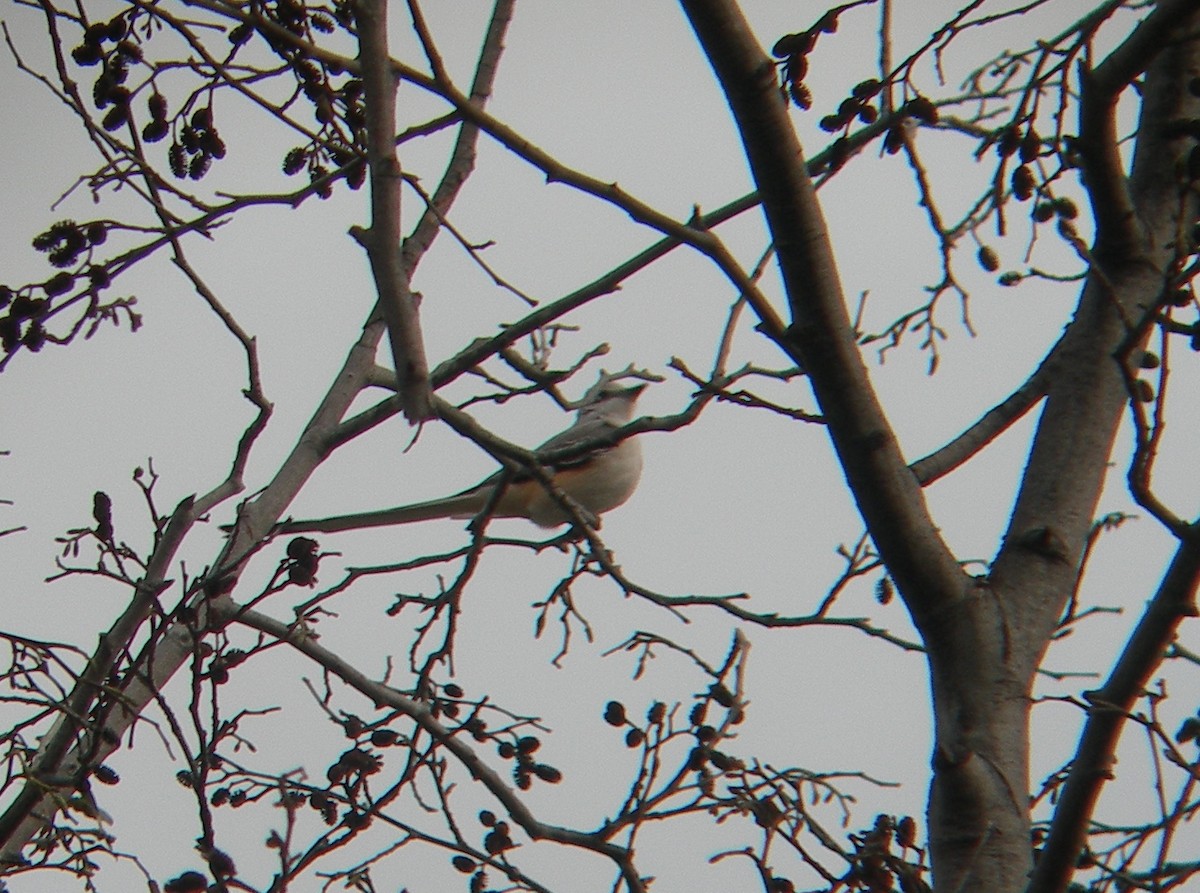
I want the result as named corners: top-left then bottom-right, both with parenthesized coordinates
top-left (681, 1), bottom-right (1200, 890)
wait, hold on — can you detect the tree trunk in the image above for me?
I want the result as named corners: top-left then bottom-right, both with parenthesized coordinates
top-left (681, 1), bottom-right (1200, 890)
top-left (928, 10), bottom-right (1200, 890)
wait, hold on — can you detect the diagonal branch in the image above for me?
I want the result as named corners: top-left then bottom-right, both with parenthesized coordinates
top-left (1027, 528), bottom-right (1200, 893)
top-left (0, 0), bottom-right (516, 862)
top-left (356, 0), bottom-right (434, 422)
top-left (1080, 0), bottom-right (1200, 259)
top-left (0, 496), bottom-right (197, 859)
top-left (991, 7), bottom-right (1200, 647)
top-left (679, 0), bottom-right (966, 624)
top-left (400, 1), bottom-right (514, 271)
top-left (228, 605), bottom-right (648, 892)
top-left (909, 333), bottom-right (1060, 486)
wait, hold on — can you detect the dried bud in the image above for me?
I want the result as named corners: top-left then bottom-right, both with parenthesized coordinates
top-left (710, 683), bottom-right (735, 708)
top-left (93, 491), bottom-right (114, 540)
top-left (229, 22), bottom-right (253, 46)
top-left (71, 43), bottom-right (103, 66)
top-left (83, 22), bottom-right (108, 46)
top-left (603, 700), bottom-right (626, 726)
top-left (786, 53), bottom-right (808, 83)
top-left (997, 126), bottom-right (1021, 158)
top-left (1011, 165), bottom-right (1035, 201)
top-left (751, 797), bottom-right (783, 828)
top-left (1054, 197), bottom-right (1079, 220)
top-left (893, 815), bottom-right (916, 849)
top-left (22, 322), bottom-right (45, 352)
top-left (827, 137), bottom-right (850, 173)
top-left (1176, 716), bottom-right (1200, 744)
top-left (533, 763), bottom-right (562, 783)
top-left (1019, 128), bottom-right (1041, 163)
top-left (202, 131), bottom-right (227, 159)
top-left (105, 16), bottom-right (127, 41)
top-left (286, 536), bottom-right (318, 559)
top-left (344, 158), bottom-right (367, 190)
top-left (852, 79), bottom-right (882, 99)
top-left (145, 94), bottom-right (167, 122)
top-left (45, 272), bottom-right (74, 297)
top-left (164, 871), bottom-right (207, 893)
top-left (188, 152), bottom-right (211, 180)
top-left (283, 147), bottom-right (307, 175)
top-left (483, 828), bottom-right (513, 854)
top-left (771, 32), bottom-right (806, 57)
top-left (977, 246), bottom-right (1000, 272)
top-left (788, 80), bottom-right (812, 110)
top-left (168, 143), bottom-right (187, 177)
top-left (116, 40), bottom-right (142, 63)
top-left (101, 104), bottom-right (128, 132)
top-left (819, 114), bottom-right (844, 133)
top-left (709, 749), bottom-right (740, 772)
top-left (883, 124), bottom-right (905, 155)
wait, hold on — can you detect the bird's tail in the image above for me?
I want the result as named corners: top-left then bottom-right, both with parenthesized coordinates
top-left (278, 487), bottom-right (488, 534)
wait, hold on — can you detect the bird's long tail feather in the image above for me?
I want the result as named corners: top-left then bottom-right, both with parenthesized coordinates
top-left (278, 487), bottom-right (489, 534)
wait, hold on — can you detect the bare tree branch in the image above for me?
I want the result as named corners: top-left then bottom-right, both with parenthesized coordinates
top-left (679, 0), bottom-right (966, 619)
top-left (356, 0), bottom-right (433, 422)
top-left (1028, 529), bottom-right (1200, 893)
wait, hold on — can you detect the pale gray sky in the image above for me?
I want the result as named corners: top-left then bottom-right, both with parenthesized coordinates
top-left (1, 1), bottom-right (1196, 890)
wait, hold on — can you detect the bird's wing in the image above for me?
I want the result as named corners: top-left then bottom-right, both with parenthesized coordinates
top-left (533, 412), bottom-right (619, 460)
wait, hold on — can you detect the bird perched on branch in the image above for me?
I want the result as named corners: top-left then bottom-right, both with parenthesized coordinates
top-left (281, 376), bottom-right (647, 533)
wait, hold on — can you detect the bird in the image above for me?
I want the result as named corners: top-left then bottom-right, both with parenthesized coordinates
top-left (280, 378), bottom-right (646, 533)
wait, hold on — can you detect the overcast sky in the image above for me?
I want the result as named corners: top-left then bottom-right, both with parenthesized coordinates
top-left (2, 1), bottom-right (1197, 890)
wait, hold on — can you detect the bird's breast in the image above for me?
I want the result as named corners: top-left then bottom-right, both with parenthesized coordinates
top-left (526, 437), bottom-right (643, 527)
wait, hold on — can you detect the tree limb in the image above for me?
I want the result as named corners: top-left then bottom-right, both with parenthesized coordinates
top-left (357, 0), bottom-right (434, 422)
top-left (1081, 0), bottom-right (1200, 259)
top-left (0, 0), bottom-right (517, 861)
top-left (1026, 528), bottom-right (1200, 893)
top-left (679, 0), bottom-right (966, 623)
top-left (910, 334), bottom-right (1059, 486)
top-left (227, 605), bottom-right (647, 892)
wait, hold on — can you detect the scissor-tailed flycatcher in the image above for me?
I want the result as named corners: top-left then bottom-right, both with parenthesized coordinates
top-left (282, 378), bottom-right (646, 533)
